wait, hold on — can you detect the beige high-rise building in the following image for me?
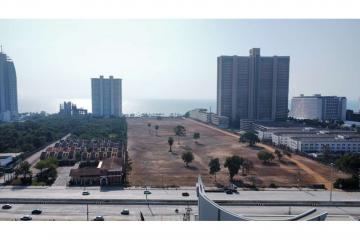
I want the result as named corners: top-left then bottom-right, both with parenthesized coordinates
top-left (217, 48), bottom-right (290, 128)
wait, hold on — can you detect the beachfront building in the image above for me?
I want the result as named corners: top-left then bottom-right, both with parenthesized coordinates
top-left (0, 50), bottom-right (18, 121)
top-left (91, 75), bottom-right (122, 117)
top-left (290, 94), bottom-right (347, 121)
top-left (217, 48), bottom-right (290, 129)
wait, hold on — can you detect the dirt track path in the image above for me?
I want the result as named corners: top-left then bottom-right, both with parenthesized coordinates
top-left (184, 118), bottom-right (333, 189)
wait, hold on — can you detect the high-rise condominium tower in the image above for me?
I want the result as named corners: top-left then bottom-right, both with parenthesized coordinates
top-left (290, 94), bottom-right (347, 121)
top-left (0, 50), bottom-right (18, 121)
top-left (217, 48), bottom-right (290, 128)
top-left (91, 75), bottom-right (122, 117)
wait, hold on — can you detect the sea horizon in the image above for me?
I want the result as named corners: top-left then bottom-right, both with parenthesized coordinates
top-left (18, 97), bottom-right (359, 115)
top-left (18, 97), bottom-right (217, 115)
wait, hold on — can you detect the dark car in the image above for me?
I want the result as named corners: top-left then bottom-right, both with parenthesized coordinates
top-left (144, 190), bottom-right (151, 195)
top-left (182, 192), bottom-right (190, 197)
top-left (93, 216), bottom-right (104, 221)
top-left (225, 190), bottom-right (233, 195)
top-left (2, 204), bottom-right (12, 209)
top-left (82, 191), bottom-right (90, 196)
top-left (121, 209), bottom-right (130, 215)
top-left (20, 215), bottom-right (32, 221)
top-left (31, 209), bottom-right (42, 215)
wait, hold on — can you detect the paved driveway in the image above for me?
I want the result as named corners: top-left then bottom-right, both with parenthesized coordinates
top-left (52, 163), bottom-right (79, 187)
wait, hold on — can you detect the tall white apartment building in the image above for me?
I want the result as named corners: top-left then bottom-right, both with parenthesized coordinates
top-left (91, 75), bottom-right (122, 117)
top-left (290, 94), bottom-right (346, 121)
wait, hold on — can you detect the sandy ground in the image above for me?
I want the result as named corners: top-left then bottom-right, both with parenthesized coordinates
top-left (127, 118), bottom-right (347, 188)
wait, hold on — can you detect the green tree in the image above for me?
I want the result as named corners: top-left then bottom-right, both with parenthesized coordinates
top-left (283, 150), bottom-right (292, 158)
top-left (224, 155), bottom-right (244, 181)
top-left (274, 149), bottom-right (283, 161)
top-left (174, 125), bottom-right (186, 144)
top-left (75, 152), bottom-right (82, 161)
top-left (154, 125), bottom-right (159, 136)
top-left (242, 159), bottom-right (253, 175)
top-left (34, 160), bottom-right (47, 175)
top-left (239, 131), bottom-right (260, 147)
top-left (257, 150), bottom-right (275, 164)
top-left (321, 145), bottom-right (331, 162)
top-left (147, 123), bottom-right (152, 135)
top-left (193, 132), bottom-right (200, 143)
top-left (335, 154), bottom-right (360, 189)
top-left (208, 158), bottom-right (221, 182)
top-left (336, 154), bottom-right (360, 177)
top-left (182, 151), bottom-right (194, 167)
top-left (168, 137), bottom-right (174, 152)
top-left (15, 161), bottom-right (32, 179)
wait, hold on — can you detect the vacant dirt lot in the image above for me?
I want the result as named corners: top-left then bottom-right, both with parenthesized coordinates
top-left (127, 117), bottom-right (347, 188)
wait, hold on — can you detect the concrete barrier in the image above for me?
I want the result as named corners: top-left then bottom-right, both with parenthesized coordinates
top-left (196, 176), bottom-right (328, 221)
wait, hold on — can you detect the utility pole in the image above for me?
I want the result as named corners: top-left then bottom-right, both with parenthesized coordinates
top-left (297, 169), bottom-right (301, 191)
top-left (358, 168), bottom-right (360, 190)
top-left (86, 204), bottom-right (89, 221)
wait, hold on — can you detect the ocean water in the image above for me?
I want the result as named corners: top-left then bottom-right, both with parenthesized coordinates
top-left (18, 97), bottom-right (217, 115)
top-left (18, 97), bottom-right (359, 115)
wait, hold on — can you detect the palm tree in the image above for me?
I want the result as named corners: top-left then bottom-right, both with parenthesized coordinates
top-left (15, 161), bottom-right (32, 180)
top-left (154, 125), bottom-right (159, 136)
top-left (274, 149), bottom-right (283, 161)
top-left (208, 158), bottom-right (221, 182)
top-left (147, 123), bottom-right (152, 135)
top-left (168, 137), bottom-right (174, 152)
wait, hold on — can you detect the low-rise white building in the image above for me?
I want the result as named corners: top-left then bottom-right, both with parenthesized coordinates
top-left (290, 94), bottom-right (347, 121)
top-left (290, 135), bottom-right (360, 153)
top-left (254, 122), bottom-right (360, 153)
top-left (188, 108), bottom-right (229, 128)
top-left (189, 108), bottom-right (210, 123)
top-left (0, 153), bottom-right (22, 167)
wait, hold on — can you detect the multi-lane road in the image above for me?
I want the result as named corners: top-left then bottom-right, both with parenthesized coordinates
top-left (1, 186), bottom-right (360, 202)
top-left (0, 203), bottom-right (357, 221)
top-left (1, 186), bottom-right (360, 220)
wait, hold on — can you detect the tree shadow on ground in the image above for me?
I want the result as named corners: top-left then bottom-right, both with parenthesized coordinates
top-left (249, 145), bottom-right (265, 151)
top-left (195, 142), bottom-right (205, 146)
top-left (279, 159), bottom-right (297, 166)
top-left (185, 165), bottom-right (199, 171)
top-left (262, 162), bottom-right (280, 167)
top-left (180, 145), bottom-right (192, 151)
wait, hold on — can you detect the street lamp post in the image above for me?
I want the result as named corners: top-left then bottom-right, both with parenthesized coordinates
top-left (330, 163), bottom-right (334, 202)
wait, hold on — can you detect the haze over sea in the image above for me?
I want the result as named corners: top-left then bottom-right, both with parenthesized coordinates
top-left (19, 98), bottom-right (217, 115)
top-left (19, 97), bottom-right (359, 115)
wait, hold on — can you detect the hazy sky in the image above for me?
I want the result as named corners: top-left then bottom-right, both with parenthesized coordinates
top-left (0, 20), bottom-right (359, 112)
